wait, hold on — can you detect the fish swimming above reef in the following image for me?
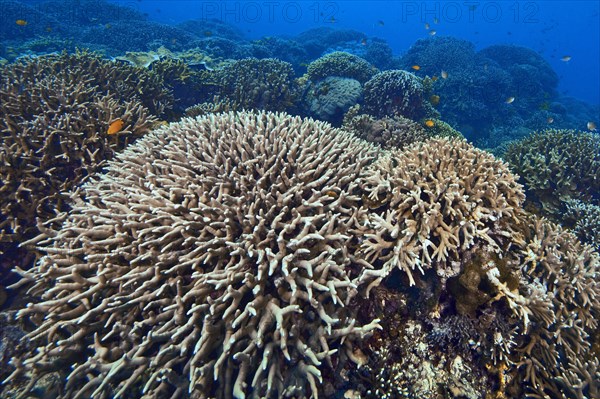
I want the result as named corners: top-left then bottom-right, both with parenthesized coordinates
top-left (15, 19), bottom-right (28, 26)
top-left (107, 118), bottom-right (124, 135)
top-left (505, 97), bottom-right (515, 104)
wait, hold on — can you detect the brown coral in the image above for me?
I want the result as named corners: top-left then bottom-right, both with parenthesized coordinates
top-left (212, 58), bottom-right (299, 112)
top-left (342, 109), bottom-right (429, 150)
top-left (5, 111), bottom-right (381, 399)
top-left (0, 51), bottom-right (171, 260)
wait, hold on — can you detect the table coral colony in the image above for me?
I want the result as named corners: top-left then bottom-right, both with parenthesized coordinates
top-left (3, 111), bottom-right (598, 399)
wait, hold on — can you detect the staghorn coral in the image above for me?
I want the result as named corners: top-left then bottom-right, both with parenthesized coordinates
top-left (305, 51), bottom-right (378, 84)
top-left (213, 58), bottom-right (299, 112)
top-left (508, 215), bottom-right (600, 399)
top-left (342, 109), bottom-right (429, 150)
top-left (0, 51), bottom-right (170, 258)
top-left (563, 198), bottom-right (600, 252)
top-left (303, 76), bottom-right (362, 125)
top-left (362, 70), bottom-right (431, 120)
top-left (5, 111), bottom-right (381, 399)
top-left (348, 137), bottom-right (599, 399)
top-left (184, 101), bottom-right (233, 118)
top-left (357, 137), bottom-right (525, 287)
top-left (503, 129), bottom-right (600, 216)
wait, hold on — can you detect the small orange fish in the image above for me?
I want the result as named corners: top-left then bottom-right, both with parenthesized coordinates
top-left (107, 119), bottom-right (124, 135)
top-left (430, 95), bottom-right (440, 106)
top-left (588, 121), bottom-right (597, 131)
top-left (411, 65), bottom-right (421, 71)
top-left (431, 76), bottom-right (438, 82)
top-left (204, 30), bottom-right (212, 37)
top-left (440, 70), bottom-right (448, 79)
top-left (15, 19), bottom-right (28, 26)
top-left (424, 119), bottom-right (435, 128)
top-left (560, 55), bottom-right (571, 62)
top-left (547, 117), bottom-right (554, 124)
top-left (325, 190), bottom-right (339, 198)
top-left (505, 97), bottom-right (515, 104)
top-left (429, 30), bottom-right (437, 36)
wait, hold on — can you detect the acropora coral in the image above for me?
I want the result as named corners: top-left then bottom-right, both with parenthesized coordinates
top-left (5, 111), bottom-right (381, 398)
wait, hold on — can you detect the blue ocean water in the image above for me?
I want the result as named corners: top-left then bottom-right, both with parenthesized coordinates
top-left (130, 0), bottom-right (600, 105)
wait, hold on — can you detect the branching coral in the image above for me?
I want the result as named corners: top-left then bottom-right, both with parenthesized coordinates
top-left (212, 58), bottom-right (299, 112)
top-left (563, 199), bottom-right (600, 251)
top-left (5, 111), bottom-right (381, 399)
top-left (357, 137), bottom-right (525, 287)
top-left (504, 129), bottom-right (600, 216)
top-left (509, 215), bottom-right (600, 399)
top-left (342, 109), bottom-right (429, 150)
top-left (348, 137), bottom-right (599, 399)
top-left (0, 51), bottom-right (170, 257)
top-left (362, 70), bottom-right (431, 120)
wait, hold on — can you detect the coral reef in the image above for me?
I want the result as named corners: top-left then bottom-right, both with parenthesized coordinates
top-left (212, 58), bottom-right (299, 112)
top-left (509, 215), bottom-right (600, 399)
top-left (478, 45), bottom-right (558, 102)
top-left (362, 70), bottom-right (432, 120)
top-left (503, 129), bottom-right (600, 216)
top-left (400, 37), bottom-right (477, 77)
top-left (176, 18), bottom-right (246, 42)
top-left (5, 111), bottom-right (381, 399)
top-left (563, 199), bottom-right (600, 251)
top-left (80, 20), bottom-right (197, 55)
top-left (306, 51), bottom-right (378, 84)
top-left (342, 108), bottom-right (429, 149)
top-left (0, 51), bottom-right (170, 259)
top-left (357, 137), bottom-right (525, 287)
top-left (304, 76), bottom-right (362, 125)
top-left (295, 28), bottom-right (367, 59)
top-left (347, 137), bottom-right (599, 399)
top-left (420, 118), bottom-right (464, 140)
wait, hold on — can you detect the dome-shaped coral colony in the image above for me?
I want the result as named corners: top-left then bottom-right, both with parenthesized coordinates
top-left (4, 111), bottom-right (599, 399)
top-left (8, 112), bottom-right (381, 398)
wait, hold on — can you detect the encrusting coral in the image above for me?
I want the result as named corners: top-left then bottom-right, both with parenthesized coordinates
top-left (0, 50), bottom-right (170, 263)
top-left (5, 111), bottom-right (381, 399)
